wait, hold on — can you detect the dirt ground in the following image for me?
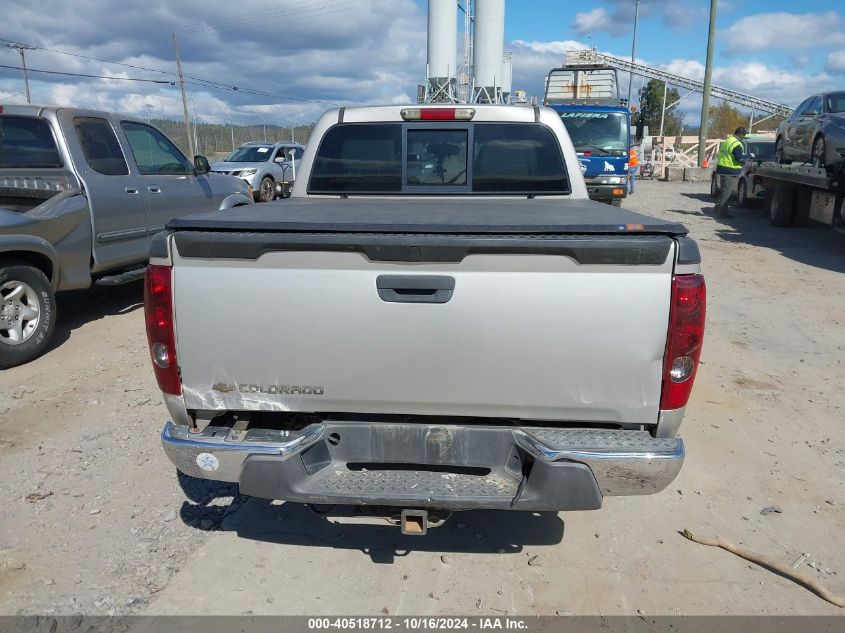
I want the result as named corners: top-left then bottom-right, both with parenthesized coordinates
top-left (1, 179), bottom-right (844, 616)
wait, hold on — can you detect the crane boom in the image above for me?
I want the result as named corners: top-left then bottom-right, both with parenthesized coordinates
top-left (560, 50), bottom-right (793, 117)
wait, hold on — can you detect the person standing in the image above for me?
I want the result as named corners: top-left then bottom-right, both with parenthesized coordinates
top-left (628, 146), bottom-right (639, 195)
top-left (714, 126), bottom-right (748, 218)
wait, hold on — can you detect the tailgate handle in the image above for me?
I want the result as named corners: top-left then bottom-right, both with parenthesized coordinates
top-left (376, 275), bottom-right (455, 304)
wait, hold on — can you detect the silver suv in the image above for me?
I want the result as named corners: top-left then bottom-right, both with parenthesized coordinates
top-left (212, 141), bottom-right (304, 202)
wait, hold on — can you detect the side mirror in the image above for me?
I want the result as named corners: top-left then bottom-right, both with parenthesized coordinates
top-left (194, 155), bottom-right (210, 175)
top-left (748, 152), bottom-right (756, 159)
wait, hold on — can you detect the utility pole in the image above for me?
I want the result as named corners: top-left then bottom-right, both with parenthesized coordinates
top-left (172, 33), bottom-right (196, 158)
top-left (257, 114), bottom-right (267, 142)
top-left (626, 0), bottom-right (640, 108)
top-left (290, 122), bottom-right (295, 143)
top-left (5, 43), bottom-right (36, 104)
top-left (190, 94), bottom-right (200, 154)
top-left (226, 113), bottom-right (235, 151)
top-left (698, 0), bottom-right (718, 166)
top-left (659, 81), bottom-right (668, 138)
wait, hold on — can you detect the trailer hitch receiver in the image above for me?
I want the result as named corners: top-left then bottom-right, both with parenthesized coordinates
top-left (400, 509), bottom-right (428, 535)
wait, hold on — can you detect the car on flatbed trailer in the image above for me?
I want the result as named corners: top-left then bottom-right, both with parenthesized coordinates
top-left (148, 104), bottom-right (706, 534)
top-left (775, 91), bottom-right (845, 172)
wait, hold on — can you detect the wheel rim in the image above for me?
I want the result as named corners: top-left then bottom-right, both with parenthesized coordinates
top-left (0, 280), bottom-right (41, 346)
top-left (260, 178), bottom-right (273, 200)
top-left (812, 138), bottom-right (825, 168)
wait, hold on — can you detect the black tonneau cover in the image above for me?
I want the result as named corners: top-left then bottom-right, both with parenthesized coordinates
top-left (167, 197), bottom-right (688, 236)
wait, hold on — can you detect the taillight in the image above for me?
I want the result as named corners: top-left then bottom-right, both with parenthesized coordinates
top-left (144, 264), bottom-right (181, 396)
top-left (400, 107), bottom-right (475, 121)
top-left (660, 274), bottom-right (706, 410)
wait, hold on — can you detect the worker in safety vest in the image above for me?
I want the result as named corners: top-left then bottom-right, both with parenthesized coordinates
top-left (628, 147), bottom-right (639, 195)
top-left (714, 126), bottom-right (748, 218)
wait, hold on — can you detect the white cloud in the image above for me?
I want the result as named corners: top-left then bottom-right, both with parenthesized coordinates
top-left (652, 57), bottom-right (834, 108)
top-left (573, 8), bottom-right (615, 36)
top-left (663, 59), bottom-right (705, 81)
top-left (721, 11), bottom-right (845, 52)
top-left (0, 0), bottom-right (426, 124)
top-left (508, 39), bottom-right (601, 101)
top-left (572, 0), bottom-right (706, 35)
top-left (827, 50), bottom-right (845, 74)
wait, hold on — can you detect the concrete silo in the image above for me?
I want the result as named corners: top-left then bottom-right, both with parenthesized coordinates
top-left (472, 0), bottom-right (505, 103)
top-left (426, 0), bottom-right (459, 102)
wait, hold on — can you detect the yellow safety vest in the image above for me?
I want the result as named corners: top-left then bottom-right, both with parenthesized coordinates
top-left (717, 136), bottom-right (743, 170)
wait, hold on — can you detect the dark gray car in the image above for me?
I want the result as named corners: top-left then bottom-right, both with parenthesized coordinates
top-left (776, 91), bottom-right (845, 172)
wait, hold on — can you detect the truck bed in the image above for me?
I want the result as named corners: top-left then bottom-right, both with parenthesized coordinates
top-left (162, 198), bottom-right (689, 426)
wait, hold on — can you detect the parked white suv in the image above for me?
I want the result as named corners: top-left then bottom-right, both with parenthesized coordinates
top-left (211, 141), bottom-right (304, 202)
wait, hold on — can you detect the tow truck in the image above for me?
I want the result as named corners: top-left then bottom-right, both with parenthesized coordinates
top-left (753, 160), bottom-right (845, 230)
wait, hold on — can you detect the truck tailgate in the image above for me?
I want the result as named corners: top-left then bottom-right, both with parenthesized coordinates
top-left (168, 201), bottom-right (680, 425)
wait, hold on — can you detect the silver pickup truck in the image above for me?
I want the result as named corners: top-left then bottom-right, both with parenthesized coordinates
top-left (149, 105), bottom-right (705, 533)
top-left (0, 104), bottom-right (252, 368)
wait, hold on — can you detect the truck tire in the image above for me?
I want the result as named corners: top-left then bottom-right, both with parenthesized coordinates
top-left (768, 185), bottom-right (794, 227)
top-left (811, 136), bottom-right (826, 171)
top-left (257, 176), bottom-right (275, 203)
top-left (0, 265), bottom-right (56, 368)
top-left (793, 187), bottom-right (812, 227)
top-left (775, 137), bottom-right (790, 165)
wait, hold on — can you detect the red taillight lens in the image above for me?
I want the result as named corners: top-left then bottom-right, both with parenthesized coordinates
top-left (400, 107), bottom-right (475, 121)
top-left (144, 264), bottom-right (181, 396)
top-left (660, 274), bottom-right (706, 410)
top-left (420, 108), bottom-right (457, 120)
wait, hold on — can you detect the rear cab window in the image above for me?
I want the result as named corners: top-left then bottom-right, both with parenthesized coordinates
top-left (308, 123), bottom-right (569, 195)
top-left (0, 116), bottom-right (63, 168)
top-left (73, 117), bottom-right (129, 176)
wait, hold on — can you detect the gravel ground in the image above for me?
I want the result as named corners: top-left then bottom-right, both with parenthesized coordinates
top-left (1, 179), bottom-right (844, 616)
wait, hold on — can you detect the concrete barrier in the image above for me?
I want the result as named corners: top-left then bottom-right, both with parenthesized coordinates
top-left (665, 166), bottom-right (685, 182)
top-left (684, 167), bottom-right (714, 182)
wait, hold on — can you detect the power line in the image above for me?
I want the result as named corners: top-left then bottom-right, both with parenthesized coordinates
top-left (0, 37), bottom-right (176, 78)
top-left (0, 63), bottom-right (175, 84)
top-left (182, 79), bottom-right (342, 106)
top-left (0, 35), bottom-right (344, 106)
top-left (3, 42), bottom-right (36, 103)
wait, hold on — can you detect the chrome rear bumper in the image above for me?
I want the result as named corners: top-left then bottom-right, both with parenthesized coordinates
top-left (162, 421), bottom-right (683, 510)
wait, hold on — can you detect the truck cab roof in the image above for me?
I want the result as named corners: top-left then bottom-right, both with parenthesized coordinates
top-left (0, 103), bottom-right (146, 126)
top-left (327, 103), bottom-right (541, 123)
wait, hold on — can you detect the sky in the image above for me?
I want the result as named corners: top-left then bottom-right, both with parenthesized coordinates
top-left (1, 0), bottom-right (844, 127)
